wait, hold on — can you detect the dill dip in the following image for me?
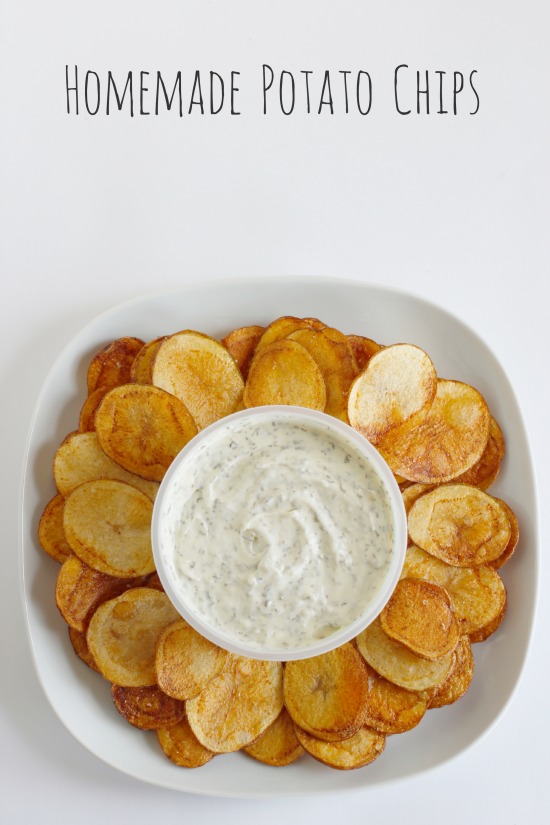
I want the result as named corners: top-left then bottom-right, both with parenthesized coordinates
top-left (153, 407), bottom-right (404, 660)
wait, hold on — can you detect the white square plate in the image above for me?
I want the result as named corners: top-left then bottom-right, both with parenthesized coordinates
top-left (21, 277), bottom-right (538, 797)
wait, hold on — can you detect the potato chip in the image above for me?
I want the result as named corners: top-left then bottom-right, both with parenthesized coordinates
top-left (468, 595), bottom-right (507, 643)
top-left (157, 718), bottom-right (215, 768)
top-left (221, 325), bottom-right (264, 379)
top-left (78, 388), bottom-right (108, 432)
top-left (152, 330), bottom-right (244, 429)
top-left (243, 339), bottom-right (327, 410)
top-left (288, 328), bottom-right (358, 420)
top-left (348, 344), bottom-right (437, 444)
top-left (380, 578), bottom-right (460, 661)
top-left (186, 656), bottom-right (283, 753)
top-left (87, 337), bottom-right (144, 395)
top-left (68, 626), bottom-right (99, 671)
top-left (408, 484), bottom-right (511, 567)
top-left (490, 498), bottom-right (519, 569)
top-left (87, 588), bottom-right (180, 686)
top-left (347, 335), bottom-right (382, 372)
top-left (452, 415), bottom-right (504, 489)
top-left (56, 555), bottom-right (142, 631)
top-left (294, 725), bottom-right (385, 770)
top-left (302, 317), bottom-right (328, 331)
top-left (283, 644), bottom-right (369, 742)
top-left (401, 483), bottom-right (436, 515)
top-left (155, 619), bottom-right (229, 701)
top-left (429, 636), bottom-right (474, 708)
top-left (111, 684), bottom-right (185, 730)
top-left (254, 316), bottom-right (313, 350)
top-left (356, 618), bottom-right (454, 692)
top-left (63, 479), bottom-right (155, 577)
top-left (361, 661), bottom-right (429, 734)
top-left (54, 431), bottom-right (159, 501)
top-left (379, 380), bottom-right (490, 483)
top-left (402, 545), bottom-right (507, 635)
top-left (244, 708), bottom-right (304, 766)
top-left (95, 384), bottom-right (197, 482)
top-left (130, 337), bottom-right (165, 384)
top-left (38, 493), bottom-right (72, 563)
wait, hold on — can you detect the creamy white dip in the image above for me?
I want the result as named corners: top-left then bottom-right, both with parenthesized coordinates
top-left (158, 410), bottom-right (396, 653)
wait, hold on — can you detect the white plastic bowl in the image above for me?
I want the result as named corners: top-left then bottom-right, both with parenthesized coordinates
top-left (152, 405), bottom-right (407, 661)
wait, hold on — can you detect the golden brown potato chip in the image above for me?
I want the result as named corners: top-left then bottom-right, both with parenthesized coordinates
top-left (380, 578), bottom-right (460, 661)
top-left (302, 317), bottom-right (328, 331)
top-left (283, 644), bottom-right (369, 742)
top-left (402, 545), bottom-right (507, 635)
top-left (490, 498), bottom-right (519, 569)
top-left (68, 626), bottom-right (99, 671)
top-left (379, 380), bottom-right (490, 483)
top-left (130, 337), bottom-right (165, 384)
top-left (429, 636), bottom-right (474, 708)
top-left (356, 618), bottom-right (454, 692)
top-left (288, 328), bottom-right (358, 420)
top-left (111, 684), bottom-right (185, 730)
top-left (157, 718), bottom-right (215, 768)
top-left (38, 493), bottom-right (72, 563)
top-left (87, 337), bottom-right (144, 395)
top-left (408, 484), bottom-right (511, 567)
top-left (221, 325), bottom-right (264, 379)
top-left (186, 656), bottom-right (283, 753)
top-left (152, 330), bottom-right (244, 429)
top-left (244, 708), bottom-right (304, 766)
top-left (254, 316), bottom-right (313, 350)
top-left (54, 431), bottom-right (159, 501)
top-left (63, 479), bottom-right (155, 577)
top-left (468, 595), bottom-right (507, 643)
top-left (78, 388), bottom-right (108, 432)
top-left (155, 619), bottom-right (229, 701)
top-left (243, 339), bottom-right (327, 410)
top-left (348, 344), bottom-right (437, 444)
top-left (294, 725), bottom-right (385, 770)
top-left (361, 662), bottom-right (429, 734)
top-left (347, 335), bottom-right (382, 372)
top-left (56, 555), bottom-right (142, 631)
top-left (87, 588), bottom-right (180, 686)
top-left (95, 384), bottom-right (198, 482)
top-left (452, 415), bottom-right (504, 489)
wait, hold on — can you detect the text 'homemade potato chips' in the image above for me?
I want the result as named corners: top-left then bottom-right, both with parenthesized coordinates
top-left (38, 315), bottom-right (519, 774)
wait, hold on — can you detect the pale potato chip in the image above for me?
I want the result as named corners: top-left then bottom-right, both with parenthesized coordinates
top-left (38, 493), bottom-right (72, 563)
top-left (408, 484), bottom-right (511, 566)
top-left (155, 620), bottom-right (229, 701)
top-left (401, 483), bottom-right (436, 515)
top-left (152, 330), bottom-right (244, 429)
top-left (111, 684), bottom-right (185, 730)
top-left (95, 384), bottom-right (197, 482)
top-left (54, 431), bottom-right (159, 501)
top-left (186, 656), bottom-right (283, 753)
top-left (402, 545), bottom-right (507, 635)
top-left (380, 578), bottom-right (460, 661)
top-left (244, 708), bottom-right (304, 766)
top-left (348, 344), bottom-right (437, 444)
top-left (243, 339), bottom-right (327, 410)
top-left (283, 644), bottom-right (370, 742)
top-left (63, 479), bottom-right (155, 577)
top-left (356, 618), bottom-right (454, 692)
top-left (379, 379), bottom-right (490, 483)
top-left (87, 337), bottom-right (144, 394)
top-left (294, 725), bottom-right (385, 770)
top-left (87, 588), bottom-right (180, 686)
top-left (157, 718), bottom-right (215, 768)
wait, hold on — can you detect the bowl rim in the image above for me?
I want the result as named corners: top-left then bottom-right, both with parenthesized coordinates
top-left (151, 404), bottom-right (408, 661)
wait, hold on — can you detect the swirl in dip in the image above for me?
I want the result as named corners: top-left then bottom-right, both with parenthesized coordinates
top-left (154, 407), bottom-right (400, 658)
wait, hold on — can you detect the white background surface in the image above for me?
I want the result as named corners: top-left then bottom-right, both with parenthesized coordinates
top-left (1, 1), bottom-right (549, 823)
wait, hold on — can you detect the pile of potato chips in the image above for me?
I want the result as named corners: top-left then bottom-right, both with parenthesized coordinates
top-left (38, 316), bottom-right (518, 771)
